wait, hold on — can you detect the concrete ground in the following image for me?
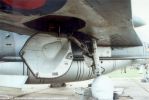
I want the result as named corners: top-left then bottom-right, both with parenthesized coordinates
top-left (0, 78), bottom-right (149, 100)
top-left (113, 78), bottom-right (149, 100)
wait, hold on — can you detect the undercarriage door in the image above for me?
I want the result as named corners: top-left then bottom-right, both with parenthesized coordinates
top-left (20, 33), bottom-right (73, 78)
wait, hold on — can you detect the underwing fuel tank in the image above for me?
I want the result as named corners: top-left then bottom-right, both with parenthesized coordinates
top-left (0, 60), bottom-right (131, 83)
top-left (17, 33), bottom-right (132, 83)
top-left (0, 31), bottom-right (133, 83)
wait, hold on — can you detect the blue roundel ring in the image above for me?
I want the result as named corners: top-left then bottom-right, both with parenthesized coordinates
top-left (0, 0), bottom-right (67, 15)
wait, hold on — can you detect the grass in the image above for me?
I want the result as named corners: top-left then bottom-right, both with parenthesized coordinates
top-left (107, 67), bottom-right (142, 78)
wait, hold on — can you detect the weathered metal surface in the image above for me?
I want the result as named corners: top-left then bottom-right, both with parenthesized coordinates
top-left (0, 0), bottom-right (142, 46)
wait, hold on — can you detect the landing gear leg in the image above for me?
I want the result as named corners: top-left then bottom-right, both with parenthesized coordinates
top-left (91, 40), bottom-right (114, 100)
top-left (92, 39), bottom-right (102, 76)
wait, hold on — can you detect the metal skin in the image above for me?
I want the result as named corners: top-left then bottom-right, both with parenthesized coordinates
top-left (0, 60), bottom-right (131, 84)
top-left (0, 30), bottom-right (148, 84)
top-left (0, 0), bottom-right (143, 46)
top-left (0, 30), bottom-right (29, 60)
top-left (0, 30), bottom-right (148, 62)
top-left (0, 0), bottom-right (148, 86)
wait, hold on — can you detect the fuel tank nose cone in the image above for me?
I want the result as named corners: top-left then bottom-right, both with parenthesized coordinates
top-left (133, 16), bottom-right (146, 27)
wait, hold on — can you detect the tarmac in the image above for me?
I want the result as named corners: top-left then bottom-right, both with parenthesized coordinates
top-left (0, 78), bottom-right (149, 100)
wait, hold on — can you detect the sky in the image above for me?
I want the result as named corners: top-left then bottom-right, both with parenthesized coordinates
top-left (132, 0), bottom-right (149, 43)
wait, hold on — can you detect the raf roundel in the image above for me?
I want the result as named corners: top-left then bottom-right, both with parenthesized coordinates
top-left (0, 0), bottom-right (67, 15)
top-left (3, 0), bottom-right (46, 10)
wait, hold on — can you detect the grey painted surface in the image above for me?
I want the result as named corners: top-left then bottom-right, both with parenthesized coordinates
top-left (0, 31), bottom-right (147, 84)
top-left (112, 43), bottom-right (149, 57)
top-left (0, 30), bottom-right (29, 59)
top-left (0, 75), bottom-right (28, 88)
top-left (0, 59), bottom-right (131, 84)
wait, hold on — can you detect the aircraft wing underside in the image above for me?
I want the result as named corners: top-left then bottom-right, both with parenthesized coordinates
top-left (84, 0), bottom-right (142, 46)
top-left (0, 0), bottom-right (142, 46)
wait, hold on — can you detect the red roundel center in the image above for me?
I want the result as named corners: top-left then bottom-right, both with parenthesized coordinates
top-left (3, 0), bottom-right (46, 10)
